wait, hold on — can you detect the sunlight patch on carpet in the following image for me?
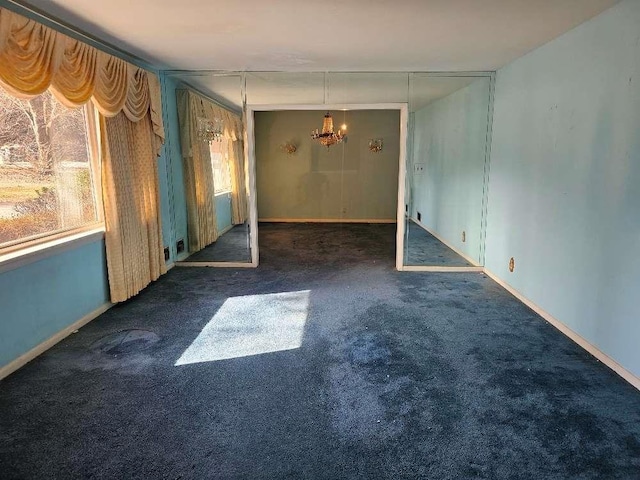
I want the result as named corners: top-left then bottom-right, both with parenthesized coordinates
top-left (175, 290), bottom-right (310, 365)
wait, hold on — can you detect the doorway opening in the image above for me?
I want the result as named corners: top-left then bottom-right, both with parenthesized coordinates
top-left (247, 104), bottom-right (407, 268)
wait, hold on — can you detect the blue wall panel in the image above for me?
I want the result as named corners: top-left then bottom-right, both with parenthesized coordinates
top-left (411, 78), bottom-right (490, 264)
top-left (486, 0), bottom-right (640, 376)
top-left (215, 193), bottom-right (233, 234)
top-left (161, 75), bottom-right (189, 260)
top-left (0, 240), bottom-right (110, 367)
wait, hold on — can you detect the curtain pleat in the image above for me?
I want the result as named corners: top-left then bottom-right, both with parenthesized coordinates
top-left (123, 66), bottom-right (150, 122)
top-left (229, 139), bottom-right (247, 225)
top-left (147, 74), bottom-right (163, 136)
top-left (100, 112), bottom-right (166, 303)
top-left (176, 89), bottom-right (218, 253)
top-left (0, 7), bottom-right (164, 152)
top-left (0, 10), bottom-right (63, 98)
top-left (50, 40), bottom-right (97, 107)
top-left (92, 52), bottom-right (129, 117)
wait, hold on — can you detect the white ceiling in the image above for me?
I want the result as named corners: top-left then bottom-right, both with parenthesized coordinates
top-left (20, 0), bottom-right (618, 72)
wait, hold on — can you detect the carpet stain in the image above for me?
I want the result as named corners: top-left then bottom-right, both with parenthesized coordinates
top-left (90, 329), bottom-right (161, 355)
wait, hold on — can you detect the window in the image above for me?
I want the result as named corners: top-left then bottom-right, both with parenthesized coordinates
top-left (209, 138), bottom-right (232, 194)
top-left (0, 87), bottom-right (100, 250)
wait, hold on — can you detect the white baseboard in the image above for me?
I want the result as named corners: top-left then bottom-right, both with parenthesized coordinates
top-left (410, 217), bottom-right (480, 267)
top-left (402, 265), bottom-right (484, 272)
top-left (0, 302), bottom-right (112, 381)
top-left (258, 218), bottom-right (396, 224)
top-left (484, 268), bottom-right (640, 391)
top-left (176, 261), bottom-right (256, 268)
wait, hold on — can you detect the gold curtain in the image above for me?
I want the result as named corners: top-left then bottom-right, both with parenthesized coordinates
top-left (200, 93), bottom-right (246, 224)
top-left (176, 89), bottom-right (218, 253)
top-left (229, 139), bottom-right (247, 225)
top-left (0, 7), bottom-right (164, 152)
top-left (100, 112), bottom-right (166, 303)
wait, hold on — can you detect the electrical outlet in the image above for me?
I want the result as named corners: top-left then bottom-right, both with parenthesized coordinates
top-left (414, 163), bottom-right (425, 174)
top-left (163, 247), bottom-right (170, 261)
top-left (462, 231), bottom-right (466, 243)
top-left (417, 212), bottom-right (422, 222)
top-left (509, 257), bottom-right (515, 272)
top-left (176, 239), bottom-right (185, 254)
top-left (405, 204), bottom-right (408, 213)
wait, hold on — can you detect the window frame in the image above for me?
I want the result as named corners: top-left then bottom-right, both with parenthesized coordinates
top-left (210, 138), bottom-right (233, 196)
top-left (0, 100), bottom-right (105, 269)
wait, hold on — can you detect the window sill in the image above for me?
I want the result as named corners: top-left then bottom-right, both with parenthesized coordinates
top-left (215, 191), bottom-right (232, 197)
top-left (0, 226), bottom-right (105, 275)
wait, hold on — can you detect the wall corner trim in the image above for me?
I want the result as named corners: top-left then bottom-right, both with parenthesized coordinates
top-left (483, 268), bottom-right (640, 392)
top-left (0, 302), bottom-right (113, 381)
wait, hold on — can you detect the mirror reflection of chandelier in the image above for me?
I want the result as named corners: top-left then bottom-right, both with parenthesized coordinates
top-left (311, 112), bottom-right (346, 148)
top-left (197, 117), bottom-right (224, 143)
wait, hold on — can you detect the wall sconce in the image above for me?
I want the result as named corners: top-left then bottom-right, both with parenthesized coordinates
top-left (280, 142), bottom-right (297, 155)
top-left (369, 139), bottom-right (383, 153)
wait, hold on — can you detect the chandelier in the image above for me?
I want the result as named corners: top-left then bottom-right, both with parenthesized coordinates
top-left (197, 117), bottom-right (224, 143)
top-left (311, 112), bottom-right (346, 148)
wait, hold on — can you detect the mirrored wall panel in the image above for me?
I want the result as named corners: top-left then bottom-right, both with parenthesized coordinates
top-left (164, 71), bottom-right (492, 270)
top-left (404, 74), bottom-right (491, 268)
top-left (171, 73), bottom-right (252, 264)
top-left (246, 72), bottom-right (325, 105)
top-left (326, 72), bottom-right (409, 105)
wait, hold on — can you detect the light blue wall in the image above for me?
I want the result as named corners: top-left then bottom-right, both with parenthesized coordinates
top-left (410, 78), bottom-right (490, 263)
top-left (157, 133), bottom-right (173, 257)
top-left (0, 240), bottom-right (110, 367)
top-left (486, 0), bottom-right (640, 377)
top-left (159, 74), bottom-right (189, 261)
top-left (215, 193), bottom-right (233, 233)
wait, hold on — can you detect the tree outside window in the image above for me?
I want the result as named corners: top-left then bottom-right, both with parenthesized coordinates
top-left (0, 87), bottom-right (99, 247)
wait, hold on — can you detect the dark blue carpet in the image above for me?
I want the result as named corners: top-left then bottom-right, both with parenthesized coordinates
top-left (0, 223), bottom-right (639, 479)
top-left (185, 222), bottom-right (251, 263)
top-left (404, 220), bottom-right (473, 267)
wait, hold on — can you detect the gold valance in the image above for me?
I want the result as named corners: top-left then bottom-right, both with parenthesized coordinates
top-left (178, 89), bottom-right (243, 142)
top-left (202, 99), bottom-right (243, 142)
top-left (0, 7), bottom-right (164, 146)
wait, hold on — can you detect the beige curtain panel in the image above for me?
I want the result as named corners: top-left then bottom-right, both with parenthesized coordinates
top-left (177, 89), bottom-right (219, 253)
top-left (0, 7), bottom-right (164, 152)
top-left (100, 112), bottom-right (166, 303)
top-left (198, 93), bottom-right (247, 225)
top-left (229, 139), bottom-right (247, 225)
